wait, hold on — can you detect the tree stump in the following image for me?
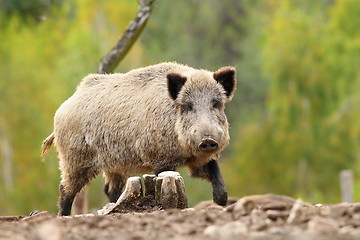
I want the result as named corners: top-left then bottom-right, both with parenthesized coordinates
top-left (97, 171), bottom-right (188, 215)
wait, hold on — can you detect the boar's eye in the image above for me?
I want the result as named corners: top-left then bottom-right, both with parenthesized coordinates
top-left (181, 102), bottom-right (194, 113)
top-left (212, 99), bottom-right (223, 109)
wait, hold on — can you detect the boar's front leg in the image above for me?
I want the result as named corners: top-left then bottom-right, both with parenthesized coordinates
top-left (207, 160), bottom-right (228, 206)
top-left (189, 160), bottom-right (228, 206)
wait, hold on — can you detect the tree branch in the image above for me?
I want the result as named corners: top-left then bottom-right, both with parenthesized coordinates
top-left (98, 0), bottom-right (156, 74)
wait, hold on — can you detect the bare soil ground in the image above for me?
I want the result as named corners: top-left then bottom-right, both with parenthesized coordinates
top-left (1, 194), bottom-right (360, 240)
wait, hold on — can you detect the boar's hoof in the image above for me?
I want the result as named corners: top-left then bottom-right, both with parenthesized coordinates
top-left (213, 187), bottom-right (228, 206)
top-left (198, 138), bottom-right (218, 153)
top-left (214, 193), bottom-right (228, 206)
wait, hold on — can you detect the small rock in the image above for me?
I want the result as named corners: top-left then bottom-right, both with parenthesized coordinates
top-left (22, 211), bottom-right (52, 222)
top-left (339, 225), bottom-right (360, 237)
top-left (266, 210), bottom-right (290, 221)
top-left (344, 218), bottom-right (360, 228)
top-left (73, 213), bottom-right (94, 217)
top-left (204, 221), bottom-right (248, 240)
top-left (307, 216), bottom-right (339, 234)
top-left (352, 204), bottom-right (360, 213)
top-left (181, 208), bottom-right (195, 212)
top-left (287, 199), bottom-right (305, 224)
top-left (195, 200), bottom-right (219, 210)
top-left (267, 226), bottom-right (286, 235)
top-left (321, 205), bottom-right (348, 218)
top-left (232, 198), bottom-right (256, 219)
top-left (250, 208), bottom-right (268, 231)
top-left (262, 202), bottom-right (289, 211)
top-left (97, 203), bottom-right (117, 215)
top-left (35, 220), bottom-right (62, 240)
top-left (207, 204), bottom-right (225, 211)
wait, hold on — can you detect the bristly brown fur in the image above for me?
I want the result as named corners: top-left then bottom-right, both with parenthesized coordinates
top-left (44, 62), bottom-right (236, 215)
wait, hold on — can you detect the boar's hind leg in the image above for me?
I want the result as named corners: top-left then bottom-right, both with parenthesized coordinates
top-left (58, 167), bottom-right (98, 216)
top-left (189, 160), bottom-right (228, 206)
top-left (103, 172), bottom-right (126, 202)
top-left (58, 184), bottom-right (76, 216)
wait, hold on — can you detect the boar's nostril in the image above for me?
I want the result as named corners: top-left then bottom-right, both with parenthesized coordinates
top-left (198, 138), bottom-right (219, 153)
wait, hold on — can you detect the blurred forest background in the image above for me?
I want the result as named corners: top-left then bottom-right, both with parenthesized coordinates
top-left (1, 0), bottom-right (360, 215)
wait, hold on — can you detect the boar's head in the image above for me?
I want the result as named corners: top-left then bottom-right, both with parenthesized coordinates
top-left (167, 67), bottom-right (236, 163)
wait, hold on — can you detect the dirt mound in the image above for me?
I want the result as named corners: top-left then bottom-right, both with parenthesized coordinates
top-left (112, 195), bottom-right (161, 213)
top-left (1, 194), bottom-right (360, 240)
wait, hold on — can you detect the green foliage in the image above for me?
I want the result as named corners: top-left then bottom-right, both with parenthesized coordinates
top-left (0, 0), bottom-right (63, 25)
top-left (0, 0), bottom-right (140, 215)
top-left (224, 0), bottom-right (360, 203)
top-left (1, 0), bottom-right (360, 215)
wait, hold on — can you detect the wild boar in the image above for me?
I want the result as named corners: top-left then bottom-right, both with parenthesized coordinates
top-left (41, 62), bottom-right (236, 216)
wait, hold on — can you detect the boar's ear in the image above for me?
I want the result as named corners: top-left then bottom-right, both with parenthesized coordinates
top-left (167, 73), bottom-right (187, 100)
top-left (213, 67), bottom-right (236, 100)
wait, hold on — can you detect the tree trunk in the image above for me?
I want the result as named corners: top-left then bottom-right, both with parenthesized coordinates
top-left (1, 131), bottom-right (13, 191)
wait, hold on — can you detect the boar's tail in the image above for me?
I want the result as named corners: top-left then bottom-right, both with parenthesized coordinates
top-left (41, 132), bottom-right (55, 162)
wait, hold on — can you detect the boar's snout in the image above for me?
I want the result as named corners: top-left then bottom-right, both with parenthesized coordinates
top-left (198, 138), bottom-right (219, 153)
